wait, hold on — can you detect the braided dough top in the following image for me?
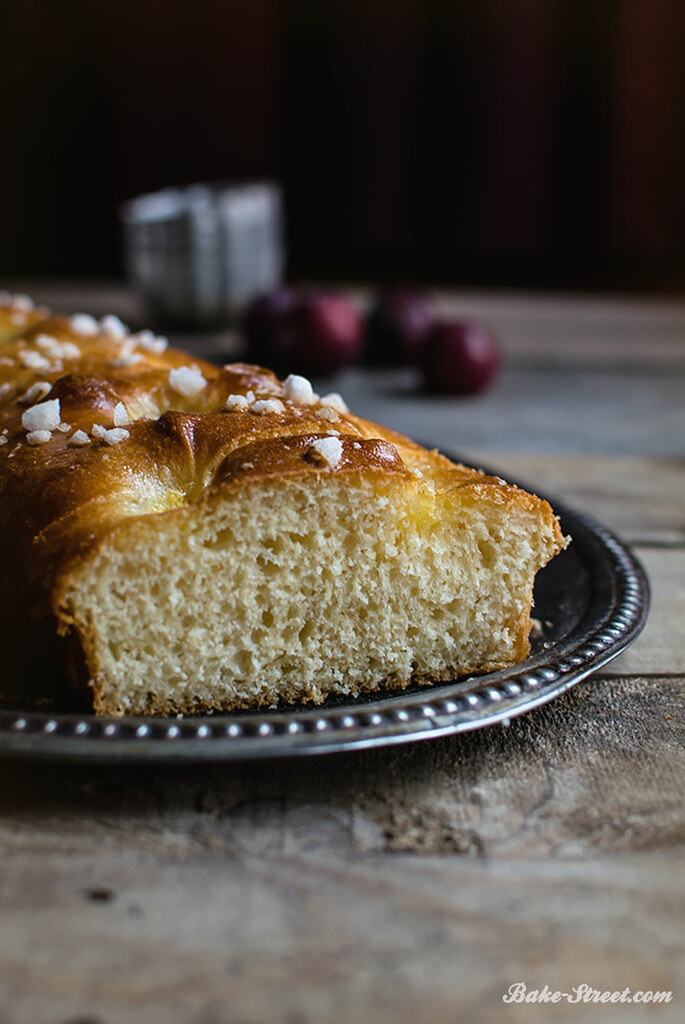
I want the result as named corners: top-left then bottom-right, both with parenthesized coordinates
top-left (0, 294), bottom-right (551, 618)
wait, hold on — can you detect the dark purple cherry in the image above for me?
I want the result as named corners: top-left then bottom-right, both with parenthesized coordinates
top-left (287, 293), bottom-right (363, 376)
top-left (420, 321), bottom-right (500, 395)
top-left (243, 288), bottom-right (299, 367)
top-left (365, 290), bottom-right (433, 366)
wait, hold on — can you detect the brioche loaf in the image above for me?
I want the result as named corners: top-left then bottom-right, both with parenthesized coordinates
top-left (0, 292), bottom-right (567, 716)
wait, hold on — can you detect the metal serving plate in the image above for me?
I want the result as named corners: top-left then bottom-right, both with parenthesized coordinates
top-left (0, 486), bottom-right (649, 762)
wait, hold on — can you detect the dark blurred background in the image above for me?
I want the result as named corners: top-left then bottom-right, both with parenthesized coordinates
top-left (2, 0), bottom-right (685, 291)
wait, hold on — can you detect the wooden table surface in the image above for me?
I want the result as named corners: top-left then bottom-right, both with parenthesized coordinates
top-left (1, 283), bottom-right (683, 1024)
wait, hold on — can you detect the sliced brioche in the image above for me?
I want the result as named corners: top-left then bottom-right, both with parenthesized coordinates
top-left (0, 293), bottom-right (567, 716)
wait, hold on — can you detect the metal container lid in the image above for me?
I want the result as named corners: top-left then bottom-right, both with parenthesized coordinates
top-left (121, 181), bottom-right (285, 330)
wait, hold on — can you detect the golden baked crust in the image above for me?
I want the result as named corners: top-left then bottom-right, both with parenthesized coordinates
top-left (0, 294), bottom-right (566, 715)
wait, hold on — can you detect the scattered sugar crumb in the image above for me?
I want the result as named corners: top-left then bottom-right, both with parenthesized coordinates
top-left (0, 383), bottom-right (11, 399)
top-left (251, 398), bottom-right (284, 415)
top-left (91, 423), bottom-right (130, 445)
top-left (117, 338), bottom-right (137, 358)
top-left (100, 314), bottom-right (129, 339)
top-left (316, 406), bottom-right (339, 423)
top-left (57, 340), bottom-right (81, 360)
top-left (111, 353), bottom-right (144, 368)
top-left (320, 392), bottom-right (348, 413)
top-left (132, 329), bottom-right (168, 354)
top-left (19, 350), bottom-right (52, 371)
top-left (68, 429), bottom-right (91, 446)
top-left (35, 335), bottom-right (81, 360)
top-left (35, 334), bottom-right (59, 350)
top-left (283, 374), bottom-right (317, 405)
top-left (102, 427), bottom-right (130, 445)
top-left (69, 313), bottom-right (99, 335)
top-left (21, 398), bottom-right (61, 432)
top-left (169, 365), bottom-right (207, 397)
top-left (226, 393), bottom-right (250, 412)
top-left (308, 436), bottom-right (343, 469)
top-left (26, 430), bottom-right (52, 445)
top-left (113, 402), bottom-right (130, 426)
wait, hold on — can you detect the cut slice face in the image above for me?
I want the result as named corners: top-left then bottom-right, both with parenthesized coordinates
top-left (57, 460), bottom-right (565, 717)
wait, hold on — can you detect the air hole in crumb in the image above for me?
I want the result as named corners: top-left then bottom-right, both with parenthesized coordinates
top-left (477, 538), bottom-right (497, 569)
top-left (287, 531), bottom-right (313, 548)
top-left (256, 555), bottom-right (279, 577)
top-left (237, 650), bottom-right (252, 674)
top-left (298, 620), bottom-right (315, 643)
top-left (203, 527), bottom-right (235, 550)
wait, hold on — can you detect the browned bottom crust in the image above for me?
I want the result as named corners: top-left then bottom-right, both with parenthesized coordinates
top-left (89, 650), bottom-right (529, 717)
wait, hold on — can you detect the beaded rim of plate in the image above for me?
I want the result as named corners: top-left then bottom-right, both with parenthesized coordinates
top-left (0, 498), bottom-right (649, 761)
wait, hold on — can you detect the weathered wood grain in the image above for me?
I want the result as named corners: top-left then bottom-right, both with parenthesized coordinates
top-left (601, 549), bottom-right (685, 676)
top-left (432, 289), bottom-right (685, 369)
top-left (1, 677), bottom-right (683, 1024)
top-left (1, 850), bottom-right (682, 1024)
